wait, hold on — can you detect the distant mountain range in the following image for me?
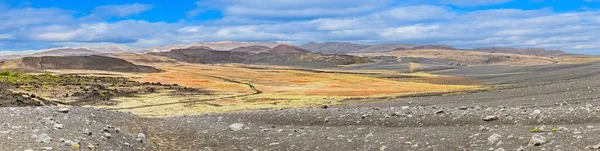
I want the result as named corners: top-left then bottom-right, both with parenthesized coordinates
top-left (0, 41), bottom-right (569, 62)
top-left (149, 44), bottom-right (370, 68)
top-left (148, 41), bottom-right (282, 52)
top-left (300, 42), bottom-right (566, 56)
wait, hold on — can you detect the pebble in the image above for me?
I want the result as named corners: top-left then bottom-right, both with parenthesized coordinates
top-left (229, 123), bottom-right (245, 131)
top-left (87, 144), bottom-right (96, 150)
top-left (57, 108), bottom-right (70, 113)
top-left (136, 133), bottom-right (146, 142)
top-left (34, 133), bottom-right (52, 143)
top-left (487, 134), bottom-right (502, 144)
top-left (83, 129), bottom-right (92, 136)
top-left (53, 124), bottom-right (64, 130)
top-left (103, 132), bottom-right (112, 139)
top-left (529, 134), bottom-right (547, 146)
top-left (483, 115), bottom-right (499, 121)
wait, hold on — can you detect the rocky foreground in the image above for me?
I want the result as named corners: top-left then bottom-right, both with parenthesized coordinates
top-left (2, 65), bottom-right (600, 150)
top-left (0, 107), bottom-right (154, 150)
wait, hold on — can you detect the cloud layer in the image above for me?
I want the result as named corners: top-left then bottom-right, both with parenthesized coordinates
top-left (0, 0), bottom-right (599, 54)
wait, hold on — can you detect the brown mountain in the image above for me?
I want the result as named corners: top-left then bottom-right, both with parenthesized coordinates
top-left (229, 45), bottom-right (272, 53)
top-left (1, 55), bottom-right (161, 73)
top-left (150, 44), bottom-right (370, 68)
top-left (300, 42), bottom-right (371, 54)
top-left (269, 44), bottom-right (312, 54)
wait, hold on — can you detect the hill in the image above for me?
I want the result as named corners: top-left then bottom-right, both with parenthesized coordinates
top-left (150, 44), bottom-right (370, 68)
top-left (300, 42), bottom-right (371, 54)
top-left (148, 41), bottom-right (282, 52)
top-left (30, 48), bottom-right (102, 57)
top-left (1, 55), bottom-right (162, 73)
top-left (473, 47), bottom-right (567, 56)
top-left (354, 49), bottom-right (558, 66)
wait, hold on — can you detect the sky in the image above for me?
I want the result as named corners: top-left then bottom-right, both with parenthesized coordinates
top-left (0, 0), bottom-right (599, 54)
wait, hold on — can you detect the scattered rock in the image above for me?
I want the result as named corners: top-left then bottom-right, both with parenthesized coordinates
top-left (102, 132), bottom-right (112, 139)
top-left (529, 134), bottom-right (547, 146)
top-left (269, 142), bottom-right (280, 146)
top-left (53, 124), bottom-right (64, 130)
top-left (57, 108), bottom-right (70, 113)
top-left (487, 134), bottom-right (502, 144)
top-left (587, 143), bottom-right (600, 150)
top-left (229, 123), bottom-right (245, 131)
top-left (434, 110), bottom-right (444, 115)
top-left (483, 115), bottom-right (499, 121)
top-left (83, 129), bottom-right (92, 136)
top-left (34, 133), bottom-right (52, 143)
top-left (458, 106), bottom-right (468, 110)
top-left (87, 144), bottom-right (96, 150)
top-left (64, 140), bottom-right (80, 149)
top-left (136, 133), bottom-right (146, 143)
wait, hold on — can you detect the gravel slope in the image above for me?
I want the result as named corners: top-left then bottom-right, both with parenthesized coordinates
top-left (2, 62), bottom-right (600, 150)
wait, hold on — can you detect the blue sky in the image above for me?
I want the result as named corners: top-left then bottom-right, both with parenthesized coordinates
top-left (0, 0), bottom-right (599, 54)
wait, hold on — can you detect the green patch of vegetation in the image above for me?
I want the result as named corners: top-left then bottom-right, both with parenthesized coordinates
top-left (529, 127), bottom-right (544, 133)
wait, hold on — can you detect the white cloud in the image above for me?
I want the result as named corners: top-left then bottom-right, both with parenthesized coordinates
top-left (190, 0), bottom-right (390, 18)
top-left (437, 0), bottom-right (513, 6)
top-left (90, 3), bottom-right (153, 17)
top-left (1, 1), bottom-right (600, 54)
top-left (0, 34), bottom-right (13, 40)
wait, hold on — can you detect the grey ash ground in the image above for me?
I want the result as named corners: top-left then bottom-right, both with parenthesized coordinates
top-left (3, 62), bottom-right (600, 150)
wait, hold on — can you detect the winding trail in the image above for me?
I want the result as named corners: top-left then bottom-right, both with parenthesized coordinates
top-left (107, 69), bottom-right (262, 110)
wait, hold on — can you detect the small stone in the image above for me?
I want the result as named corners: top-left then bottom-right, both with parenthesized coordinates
top-left (380, 145), bottom-right (387, 151)
top-left (53, 124), bottom-right (64, 130)
top-left (64, 140), bottom-right (79, 149)
top-left (229, 123), bottom-right (245, 131)
top-left (483, 115), bottom-right (499, 121)
top-left (41, 147), bottom-right (53, 150)
top-left (487, 134), bottom-right (502, 144)
top-left (87, 144), bottom-right (96, 149)
top-left (458, 106), bottom-right (468, 110)
top-left (57, 108), bottom-right (70, 113)
top-left (434, 110), bottom-right (444, 114)
top-left (136, 133), bottom-right (146, 143)
top-left (531, 109), bottom-right (542, 115)
top-left (83, 129), bottom-right (92, 136)
top-left (269, 142), bottom-right (280, 146)
top-left (35, 133), bottom-right (52, 143)
top-left (102, 132), bottom-right (112, 139)
top-left (495, 148), bottom-right (505, 151)
top-left (529, 134), bottom-right (547, 146)
top-left (558, 127), bottom-right (569, 131)
top-left (401, 106), bottom-right (410, 110)
top-left (586, 143), bottom-right (600, 150)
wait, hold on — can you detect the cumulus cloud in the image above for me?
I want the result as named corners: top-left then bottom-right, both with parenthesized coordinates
top-left (189, 0), bottom-right (390, 19)
top-left (92, 3), bottom-right (153, 17)
top-left (1, 1), bottom-right (600, 54)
